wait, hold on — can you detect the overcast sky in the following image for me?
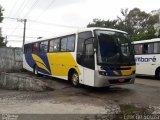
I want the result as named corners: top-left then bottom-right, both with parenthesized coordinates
top-left (0, 0), bottom-right (160, 47)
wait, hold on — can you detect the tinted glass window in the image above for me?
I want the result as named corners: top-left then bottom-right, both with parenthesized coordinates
top-left (142, 44), bottom-right (148, 54)
top-left (85, 43), bottom-right (94, 56)
top-left (33, 43), bottom-right (40, 53)
top-left (134, 43), bottom-right (158, 54)
top-left (147, 43), bottom-right (154, 54)
top-left (83, 38), bottom-right (94, 69)
top-left (134, 44), bottom-right (143, 54)
top-left (98, 34), bottom-right (119, 60)
top-left (95, 30), bottom-right (135, 66)
top-left (24, 44), bottom-right (32, 53)
top-left (67, 35), bottom-right (75, 51)
top-left (49, 39), bottom-right (54, 52)
top-left (60, 35), bottom-right (75, 52)
top-left (77, 31), bottom-right (93, 54)
top-left (49, 39), bottom-right (60, 52)
top-left (40, 41), bottom-right (48, 53)
top-left (154, 42), bottom-right (160, 53)
top-left (77, 31), bottom-right (94, 69)
top-left (61, 37), bottom-right (68, 51)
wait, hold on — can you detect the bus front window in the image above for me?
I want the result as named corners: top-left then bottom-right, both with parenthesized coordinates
top-left (95, 30), bottom-right (135, 66)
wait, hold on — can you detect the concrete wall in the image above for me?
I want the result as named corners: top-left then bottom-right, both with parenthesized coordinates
top-left (0, 72), bottom-right (54, 91)
top-left (0, 47), bottom-right (23, 72)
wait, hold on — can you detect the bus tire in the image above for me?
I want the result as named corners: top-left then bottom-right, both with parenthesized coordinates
top-left (70, 71), bottom-right (79, 87)
top-left (155, 68), bottom-right (160, 80)
top-left (34, 65), bottom-right (41, 77)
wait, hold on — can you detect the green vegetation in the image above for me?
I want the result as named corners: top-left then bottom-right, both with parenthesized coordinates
top-left (87, 8), bottom-right (160, 41)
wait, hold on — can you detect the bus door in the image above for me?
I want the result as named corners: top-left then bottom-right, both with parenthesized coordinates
top-left (77, 32), bottom-right (95, 86)
top-left (83, 38), bottom-right (95, 86)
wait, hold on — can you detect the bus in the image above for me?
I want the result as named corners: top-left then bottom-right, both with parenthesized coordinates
top-left (23, 27), bottom-right (136, 87)
top-left (133, 38), bottom-right (160, 79)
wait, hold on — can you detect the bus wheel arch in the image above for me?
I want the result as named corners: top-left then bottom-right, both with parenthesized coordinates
top-left (68, 68), bottom-right (80, 87)
top-left (155, 67), bottom-right (160, 79)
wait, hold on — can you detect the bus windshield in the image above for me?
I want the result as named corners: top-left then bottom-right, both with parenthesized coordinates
top-left (95, 30), bottom-right (135, 66)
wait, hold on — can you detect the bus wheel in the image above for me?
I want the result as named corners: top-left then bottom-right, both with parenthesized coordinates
top-left (71, 72), bottom-right (79, 87)
top-left (34, 65), bottom-right (41, 77)
top-left (155, 69), bottom-right (160, 80)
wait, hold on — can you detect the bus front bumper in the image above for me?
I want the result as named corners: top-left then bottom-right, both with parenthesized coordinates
top-left (94, 70), bottom-right (135, 87)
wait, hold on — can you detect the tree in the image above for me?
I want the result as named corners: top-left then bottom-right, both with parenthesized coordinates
top-left (120, 8), bottom-right (158, 40)
top-left (0, 5), bottom-right (7, 47)
top-left (87, 8), bottom-right (159, 41)
top-left (87, 18), bottom-right (118, 29)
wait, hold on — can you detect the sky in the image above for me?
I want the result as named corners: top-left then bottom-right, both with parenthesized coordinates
top-left (0, 0), bottom-right (160, 47)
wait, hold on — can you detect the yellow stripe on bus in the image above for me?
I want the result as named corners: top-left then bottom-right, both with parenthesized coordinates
top-left (32, 54), bottom-right (50, 73)
top-left (120, 66), bottom-right (136, 76)
top-left (47, 52), bottom-right (81, 76)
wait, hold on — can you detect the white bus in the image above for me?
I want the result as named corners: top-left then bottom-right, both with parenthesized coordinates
top-left (133, 38), bottom-right (160, 78)
top-left (23, 27), bottom-right (136, 87)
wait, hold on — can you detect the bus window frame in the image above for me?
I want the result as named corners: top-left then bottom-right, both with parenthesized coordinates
top-left (24, 43), bottom-right (33, 54)
top-left (134, 41), bottom-right (160, 55)
top-left (40, 40), bottom-right (49, 53)
top-left (32, 42), bottom-right (40, 53)
top-left (24, 34), bottom-right (76, 54)
top-left (48, 34), bottom-right (76, 53)
top-left (49, 38), bottom-right (60, 52)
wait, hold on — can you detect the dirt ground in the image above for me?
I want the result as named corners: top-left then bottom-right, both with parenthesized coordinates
top-left (0, 73), bottom-right (160, 119)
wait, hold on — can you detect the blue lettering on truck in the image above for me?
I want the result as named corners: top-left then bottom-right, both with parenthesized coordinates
top-left (135, 56), bottom-right (156, 62)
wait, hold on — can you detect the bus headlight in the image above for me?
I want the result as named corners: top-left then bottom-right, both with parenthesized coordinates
top-left (98, 70), bottom-right (108, 76)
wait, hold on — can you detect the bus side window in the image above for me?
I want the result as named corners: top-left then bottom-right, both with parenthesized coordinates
top-left (135, 43), bottom-right (155, 54)
top-left (142, 43), bottom-right (154, 54)
top-left (49, 39), bottom-right (54, 52)
top-left (147, 43), bottom-right (154, 54)
top-left (40, 41), bottom-right (48, 53)
top-left (154, 42), bottom-right (160, 53)
top-left (24, 44), bottom-right (32, 54)
top-left (33, 42), bottom-right (40, 53)
top-left (142, 44), bottom-right (148, 54)
top-left (61, 37), bottom-right (68, 51)
top-left (49, 39), bottom-right (60, 52)
top-left (60, 35), bottom-right (75, 52)
top-left (134, 44), bottom-right (143, 54)
top-left (53, 39), bottom-right (60, 52)
top-left (67, 35), bottom-right (75, 51)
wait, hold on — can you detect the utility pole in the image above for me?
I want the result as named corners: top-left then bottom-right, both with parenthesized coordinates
top-left (4, 17), bottom-right (27, 48)
top-left (17, 18), bottom-right (27, 50)
top-left (22, 19), bottom-right (27, 50)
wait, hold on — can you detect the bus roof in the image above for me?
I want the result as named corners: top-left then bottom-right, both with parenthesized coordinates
top-left (25, 27), bottom-right (127, 44)
top-left (133, 38), bottom-right (160, 44)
